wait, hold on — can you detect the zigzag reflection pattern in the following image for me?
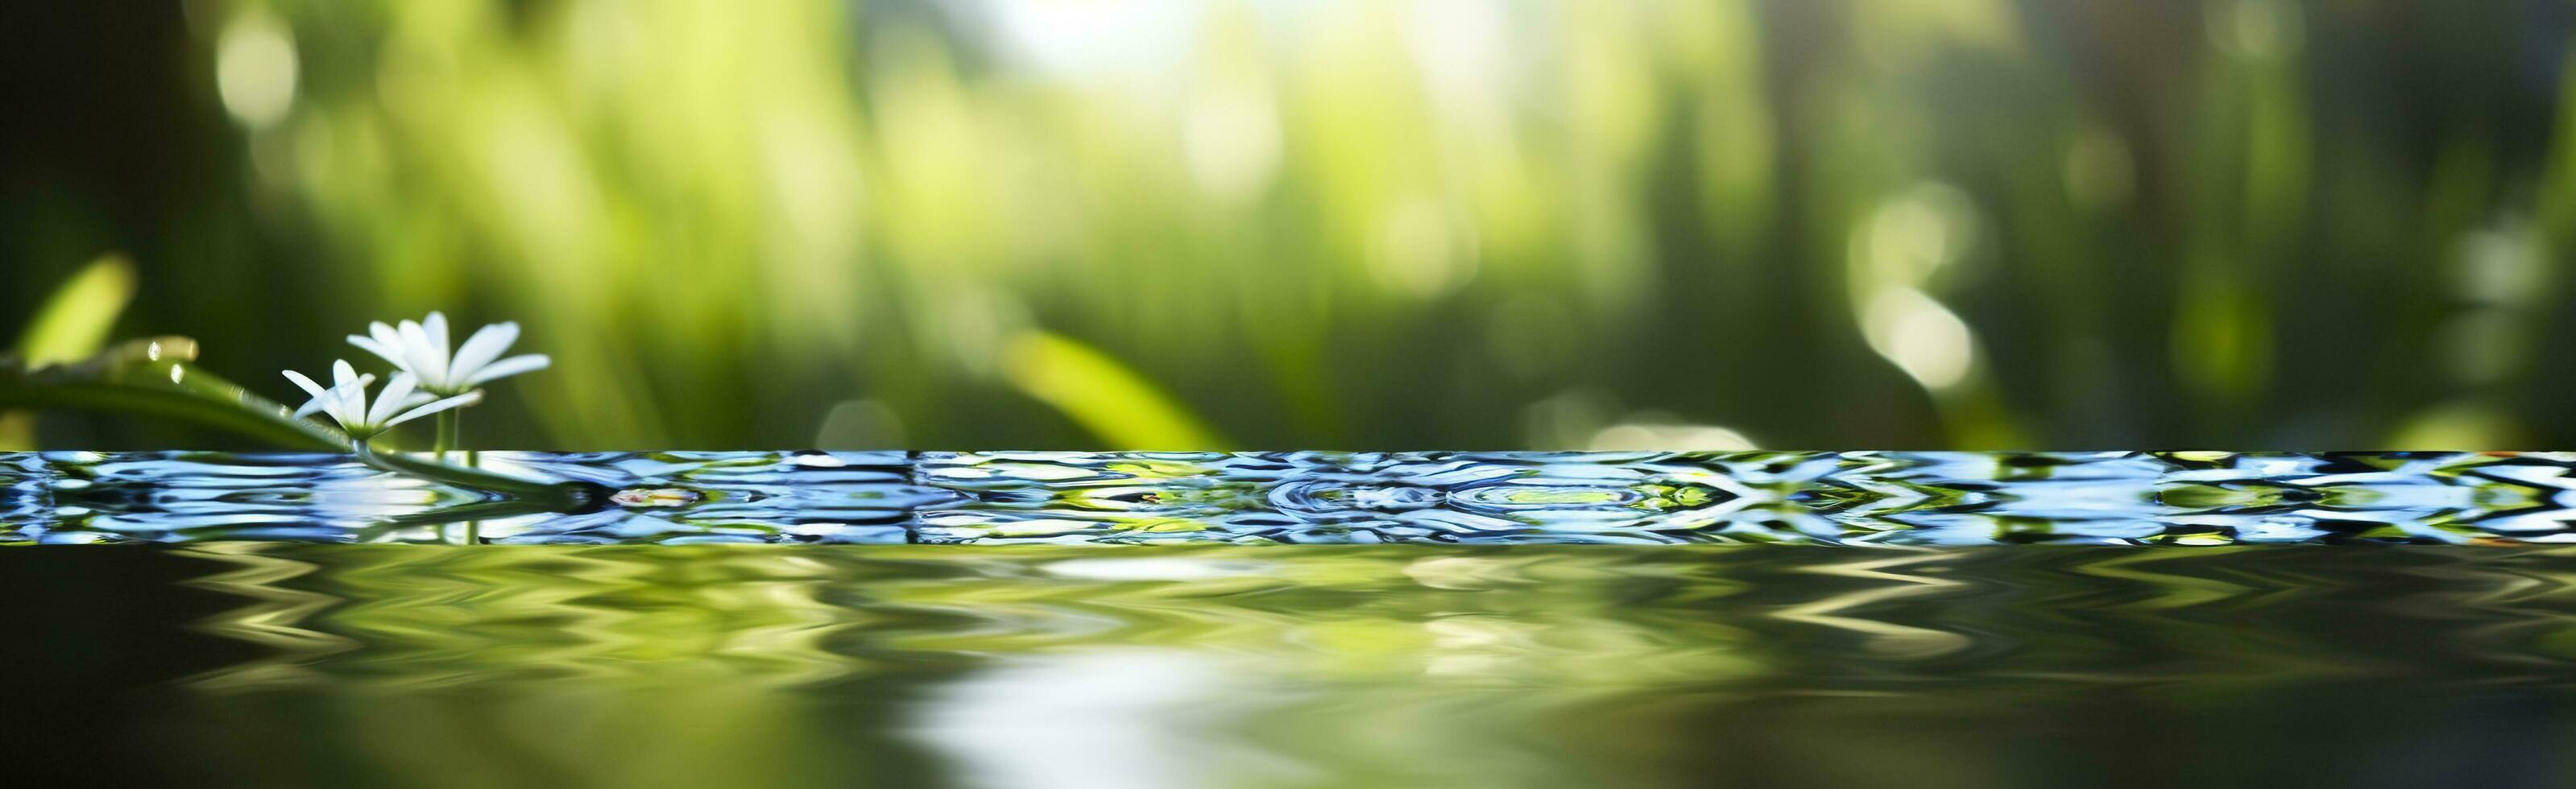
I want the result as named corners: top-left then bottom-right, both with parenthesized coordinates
top-left (8, 451), bottom-right (2576, 544)
top-left (167, 544), bottom-right (2576, 692)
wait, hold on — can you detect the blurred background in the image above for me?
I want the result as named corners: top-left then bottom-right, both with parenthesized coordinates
top-left (5, 0), bottom-right (2574, 450)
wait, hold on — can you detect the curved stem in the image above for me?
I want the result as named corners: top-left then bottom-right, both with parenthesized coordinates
top-left (350, 441), bottom-right (591, 510)
top-left (350, 496), bottom-right (571, 543)
top-left (2, 337), bottom-right (348, 451)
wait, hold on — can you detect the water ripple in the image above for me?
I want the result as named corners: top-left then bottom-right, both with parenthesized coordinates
top-left (8, 451), bottom-right (2576, 544)
top-left (18, 543), bottom-right (2576, 787)
top-left (138, 544), bottom-right (2576, 695)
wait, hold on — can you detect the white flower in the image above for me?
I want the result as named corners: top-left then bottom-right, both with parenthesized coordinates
top-left (347, 311), bottom-right (549, 396)
top-left (284, 360), bottom-right (482, 439)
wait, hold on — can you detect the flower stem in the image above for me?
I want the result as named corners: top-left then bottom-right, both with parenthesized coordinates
top-left (433, 411), bottom-right (458, 461)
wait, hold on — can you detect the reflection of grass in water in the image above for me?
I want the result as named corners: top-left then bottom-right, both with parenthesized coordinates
top-left (184, 544), bottom-right (859, 689)
top-left (158, 543), bottom-right (2576, 787)
top-left (176, 543), bottom-right (2576, 695)
top-left (180, 544), bottom-right (1776, 691)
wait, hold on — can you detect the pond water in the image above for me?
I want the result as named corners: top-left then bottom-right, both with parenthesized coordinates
top-left (10, 450), bottom-right (2576, 544)
top-left (13, 543), bottom-right (2576, 787)
top-left (10, 452), bottom-right (2576, 786)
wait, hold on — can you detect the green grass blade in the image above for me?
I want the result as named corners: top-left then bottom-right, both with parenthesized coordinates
top-left (0, 337), bottom-right (348, 450)
top-left (13, 254), bottom-right (139, 366)
top-left (1002, 330), bottom-right (1229, 450)
top-left (2, 254), bottom-right (142, 448)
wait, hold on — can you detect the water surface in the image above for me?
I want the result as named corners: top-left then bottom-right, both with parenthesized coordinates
top-left (12, 452), bottom-right (2576, 786)
top-left (10, 450), bottom-right (2576, 544)
top-left (11, 543), bottom-right (2576, 787)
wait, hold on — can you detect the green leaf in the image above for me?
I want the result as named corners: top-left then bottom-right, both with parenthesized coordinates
top-left (0, 337), bottom-right (349, 451)
top-left (2, 337), bottom-right (597, 508)
top-left (1000, 330), bottom-right (1229, 450)
top-left (2, 254), bottom-right (141, 448)
top-left (14, 254), bottom-right (139, 366)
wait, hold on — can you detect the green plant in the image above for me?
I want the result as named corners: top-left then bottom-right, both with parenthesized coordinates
top-left (0, 333), bottom-right (590, 514)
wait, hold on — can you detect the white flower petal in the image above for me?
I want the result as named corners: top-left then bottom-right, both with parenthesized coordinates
top-left (368, 323), bottom-right (409, 370)
top-left (316, 390), bottom-right (353, 427)
top-left (368, 374), bottom-right (420, 426)
top-left (424, 312), bottom-right (451, 357)
top-left (356, 312), bottom-right (542, 396)
top-left (281, 370), bottom-right (327, 400)
top-left (348, 335), bottom-right (402, 369)
top-left (448, 321), bottom-right (519, 380)
top-left (381, 390), bottom-right (482, 429)
top-left (326, 375), bottom-right (375, 428)
top-left (395, 320), bottom-right (445, 384)
top-left (284, 374), bottom-right (330, 419)
top-left (331, 359), bottom-right (362, 389)
top-left (464, 353), bottom-right (549, 386)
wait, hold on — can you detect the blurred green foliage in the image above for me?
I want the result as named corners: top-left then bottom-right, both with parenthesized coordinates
top-left (13, 254), bottom-right (135, 368)
top-left (4, 0), bottom-right (2574, 449)
top-left (0, 254), bottom-right (136, 448)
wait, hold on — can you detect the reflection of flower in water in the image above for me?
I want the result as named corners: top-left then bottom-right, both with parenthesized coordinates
top-left (910, 651), bottom-right (1261, 789)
